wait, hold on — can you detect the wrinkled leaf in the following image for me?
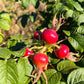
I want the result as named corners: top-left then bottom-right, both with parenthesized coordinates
top-left (41, 69), bottom-right (62, 84)
top-left (48, 72), bottom-right (61, 84)
top-left (70, 1), bottom-right (83, 12)
top-left (68, 34), bottom-right (84, 52)
top-left (55, 2), bottom-right (66, 12)
top-left (17, 57), bottom-right (33, 84)
top-left (0, 19), bottom-right (10, 30)
top-left (0, 59), bottom-right (18, 84)
top-left (72, 11), bottom-right (80, 22)
top-left (66, 1), bottom-right (74, 10)
top-left (57, 60), bottom-right (78, 74)
top-left (78, 14), bottom-right (84, 25)
top-left (67, 68), bottom-right (84, 84)
top-left (55, 3), bottom-right (63, 10)
top-left (0, 48), bottom-right (11, 59)
top-left (7, 40), bottom-right (17, 48)
top-left (65, 10), bottom-right (73, 19)
top-left (77, 25), bottom-right (84, 34)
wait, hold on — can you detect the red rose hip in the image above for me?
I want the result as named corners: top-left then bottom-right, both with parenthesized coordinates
top-left (55, 44), bottom-right (69, 59)
top-left (31, 53), bottom-right (49, 84)
top-left (24, 48), bottom-right (33, 59)
top-left (42, 29), bottom-right (58, 44)
top-left (34, 31), bottom-right (42, 40)
top-left (32, 53), bottom-right (49, 68)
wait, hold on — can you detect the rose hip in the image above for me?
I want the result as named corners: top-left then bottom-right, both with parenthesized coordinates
top-left (42, 29), bottom-right (58, 44)
top-left (24, 48), bottom-right (33, 59)
top-left (34, 31), bottom-right (42, 40)
top-left (55, 44), bottom-right (69, 59)
top-left (31, 53), bottom-right (49, 84)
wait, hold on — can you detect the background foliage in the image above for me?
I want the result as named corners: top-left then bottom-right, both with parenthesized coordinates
top-left (0, 0), bottom-right (84, 84)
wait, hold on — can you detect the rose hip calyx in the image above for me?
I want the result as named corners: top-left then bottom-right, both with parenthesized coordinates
top-left (55, 44), bottom-right (69, 59)
top-left (42, 29), bottom-right (58, 44)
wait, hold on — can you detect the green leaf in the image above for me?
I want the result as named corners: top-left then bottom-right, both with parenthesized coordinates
top-left (41, 69), bottom-right (62, 84)
top-left (48, 72), bottom-right (61, 84)
top-left (70, 1), bottom-right (83, 12)
top-left (76, 81), bottom-right (84, 84)
top-left (67, 68), bottom-right (84, 84)
top-left (57, 60), bottom-right (78, 74)
top-left (65, 10), bottom-right (73, 19)
top-left (0, 29), bottom-right (4, 37)
top-left (72, 11), bottom-right (80, 22)
top-left (55, 3), bottom-right (65, 12)
top-left (66, 1), bottom-right (74, 10)
top-left (51, 58), bottom-right (60, 64)
top-left (77, 25), bottom-right (84, 34)
top-left (11, 35), bottom-right (23, 41)
top-left (29, 15), bottom-right (34, 23)
top-left (76, 58), bottom-right (84, 67)
top-left (0, 13), bottom-right (11, 22)
top-left (0, 35), bottom-right (3, 42)
top-left (7, 40), bottom-right (17, 48)
top-left (0, 19), bottom-right (10, 30)
top-left (78, 14), bottom-right (84, 26)
top-left (24, 40), bottom-right (32, 45)
top-left (49, 55), bottom-right (60, 64)
top-left (31, 0), bottom-right (38, 7)
top-left (60, 81), bottom-right (66, 84)
top-left (78, 0), bottom-right (84, 2)
top-left (22, 0), bottom-right (37, 8)
top-left (22, 0), bottom-right (31, 8)
top-left (68, 34), bottom-right (84, 52)
top-left (0, 48), bottom-right (11, 59)
top-left (17, 57), bottom-right (33, 84)
top-left (37, 79), bottom-right (41, 84)
top-left (63, 30), bottom-right (70, 36)
top-left (0, 59), bottom-right (18, 84)
top-left (12, 48), bottom-right (25, 57)
top-left (43, 69), bottom-right (57, 80)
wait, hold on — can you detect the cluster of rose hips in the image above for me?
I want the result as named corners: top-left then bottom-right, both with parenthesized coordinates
top-left (23, 14), bottom-right (81, 84)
